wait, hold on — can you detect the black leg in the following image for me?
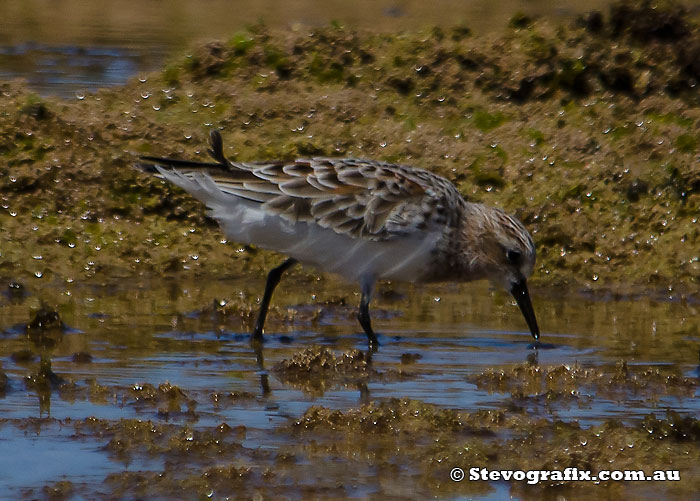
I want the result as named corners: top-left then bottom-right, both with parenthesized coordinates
top-left (252, 258), bottom-right (296, 341)
top-left (357, 290), bottom-right (379, 346)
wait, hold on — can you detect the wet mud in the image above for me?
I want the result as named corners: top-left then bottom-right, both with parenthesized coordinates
top-left (2, 1), bottom-right (700, 498)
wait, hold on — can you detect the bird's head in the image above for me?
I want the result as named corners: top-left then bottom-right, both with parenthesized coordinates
top-left (461, 204), bottom-right (539, 339)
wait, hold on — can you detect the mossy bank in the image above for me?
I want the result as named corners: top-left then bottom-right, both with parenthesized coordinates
top-left (2, 0), bottom-right (700, 301)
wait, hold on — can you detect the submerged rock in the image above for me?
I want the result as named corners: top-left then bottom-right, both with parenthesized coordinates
top-left (274, 345), bottom-right (372, 376)
top-left (25, 307), bottom-right (66, 348)
top-left (273, 345), bottom-right (375, 396)
top-left (26, 307), bottom-right (65, 332)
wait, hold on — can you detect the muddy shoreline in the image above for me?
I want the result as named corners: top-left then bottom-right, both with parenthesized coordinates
top-left (3, 1), bottom-right (700, 498)
top-left (1, 1), bottom-right (699, 299)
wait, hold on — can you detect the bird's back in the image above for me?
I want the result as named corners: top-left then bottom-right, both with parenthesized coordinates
top-left (138, 132), bottom-right (466, 283)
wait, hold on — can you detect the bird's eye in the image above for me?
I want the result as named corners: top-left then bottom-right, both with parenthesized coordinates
top-left (506, 250), bottom-right (522, 264)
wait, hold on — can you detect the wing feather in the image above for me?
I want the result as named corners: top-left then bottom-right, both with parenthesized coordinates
top-left (138, 131), bottom-right (465, 241)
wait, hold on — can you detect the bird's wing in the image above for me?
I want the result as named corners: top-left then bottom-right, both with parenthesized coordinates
top-left (138, 132), bottom-right (462, 241)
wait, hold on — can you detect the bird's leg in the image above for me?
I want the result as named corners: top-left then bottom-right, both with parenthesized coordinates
top-left (252, 258), bottom-right (297, 341)
top-left (357, 279), bottom-right (379, 347)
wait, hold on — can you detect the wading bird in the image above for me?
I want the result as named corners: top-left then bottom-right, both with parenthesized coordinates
top-left (137, 131), bottom-right (539, 346)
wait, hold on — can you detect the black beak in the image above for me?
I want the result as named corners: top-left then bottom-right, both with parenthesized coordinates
top-left (510, 279), bottom-right (540, 340)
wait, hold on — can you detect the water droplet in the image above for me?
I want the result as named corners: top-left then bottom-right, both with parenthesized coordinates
top-left (184, 134), bottom-right (192, 140)
top-left (152, 105), bottom-right (161, 111)
top-left (75, 92), bottom-right (86, 100)
top-left (32, 255), bottom-right (42, 260)
top-left (380, 141), bottom-right (387, 148)
top-left (34, 271), bottom-right (43, 278)
top-left (139, 76), bottom-right (148, 83)
top-left (141, 92), bottom-right (151, 99)
top-left (68, 242), bottom-right (76, 248)
top-left (592, 274), bottom-right (599, 281)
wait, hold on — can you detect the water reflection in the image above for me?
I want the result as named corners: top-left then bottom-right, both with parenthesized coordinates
top-left (0, 276), bottom-right (698, 494)
top-left (22, 307), bottom-right (68, 417)
top-left (0, 43), bottom-right (161, 98)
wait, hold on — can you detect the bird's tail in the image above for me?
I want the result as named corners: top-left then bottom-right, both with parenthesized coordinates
top-left (135, 130), bottom-right (232, 175)
top-left (135, 130), bottom-right (267, 208)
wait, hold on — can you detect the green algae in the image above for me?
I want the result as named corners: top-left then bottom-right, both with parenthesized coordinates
top-left (273, 345), bottom-right (379, 396)
top-left (4, 343), bottom-right (700, 499)
top-left (275, 345), bottom-right (373, 376)
top-left (472, 109), bottom-right (508, 132)
top-left (43, 365), bottom-right (700, 497)
top-left (471, 361), bottom-right (697, 401)
top-left (1, 3), bottom-right (700, 296)
top-left (128, 382), bottom-right (197, 416)
top-left (2, 2), bottom-right (700, 497)
top-left (42, 480), bottom-right (75, 501)
top-left (288, 395), bottom-right (700, 497)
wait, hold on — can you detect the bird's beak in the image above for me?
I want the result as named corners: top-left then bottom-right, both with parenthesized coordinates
top-left (510, 279), bottom-right (540, 340)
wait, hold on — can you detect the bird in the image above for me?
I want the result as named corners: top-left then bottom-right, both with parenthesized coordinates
top-left (136, 130), bottom-right (539, 346)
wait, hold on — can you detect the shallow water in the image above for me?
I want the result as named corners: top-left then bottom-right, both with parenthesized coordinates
top-left (0, 0), bottom-right (617, 98)
top-left (1, 275), bottom-right (698, 497)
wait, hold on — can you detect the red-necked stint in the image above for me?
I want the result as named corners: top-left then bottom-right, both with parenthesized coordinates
top-left (137, 131), bottom-right (539, 346)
